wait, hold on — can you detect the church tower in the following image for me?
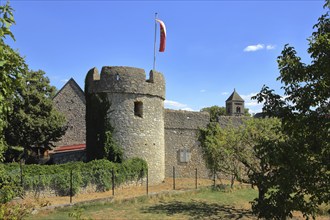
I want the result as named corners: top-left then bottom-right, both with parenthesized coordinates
top-left (226, 89), bottom-right (245, 116)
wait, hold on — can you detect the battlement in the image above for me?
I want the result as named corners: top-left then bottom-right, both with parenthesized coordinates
top-left (165, 109), bottom-right (210, 130)
top-left (85, 66), bottom-right (165, 99)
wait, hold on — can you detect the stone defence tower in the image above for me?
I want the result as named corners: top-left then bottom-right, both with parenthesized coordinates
top-left (85, 66), bottom-right (165, 184)
top-left (226, 89), bottom-right (245, 116)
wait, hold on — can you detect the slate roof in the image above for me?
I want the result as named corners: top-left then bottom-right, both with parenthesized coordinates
top-left (226, 89), bottom-right (244, 102)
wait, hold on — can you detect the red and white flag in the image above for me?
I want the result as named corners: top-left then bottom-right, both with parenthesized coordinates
top-left (156, 19), bottom-right (166, 52)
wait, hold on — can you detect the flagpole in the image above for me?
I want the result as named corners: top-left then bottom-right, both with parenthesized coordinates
top-left (153, 12), bottom-right (158, 70)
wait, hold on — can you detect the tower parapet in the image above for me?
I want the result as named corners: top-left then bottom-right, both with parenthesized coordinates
top-left (85, 66), bottom-right (165, 99)
top-left (85, 66), bottom-right (166, 184)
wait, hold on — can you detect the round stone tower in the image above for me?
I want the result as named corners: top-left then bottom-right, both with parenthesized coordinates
top-left (85, 66), bottom-right (165, 184)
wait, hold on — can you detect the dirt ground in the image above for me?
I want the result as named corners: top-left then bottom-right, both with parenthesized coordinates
top-left (14, 178), bottom-right (329, 220)
top-left (19, 178), bottom-right (223, 209)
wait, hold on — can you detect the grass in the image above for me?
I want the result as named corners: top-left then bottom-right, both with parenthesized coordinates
top-left (27, 186), bottom-right (258, 220)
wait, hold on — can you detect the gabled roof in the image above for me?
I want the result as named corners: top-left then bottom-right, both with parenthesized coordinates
top-left (53, 78), bottom-right (85, 104)
top-left (226, 89), bottom-right (244, 102)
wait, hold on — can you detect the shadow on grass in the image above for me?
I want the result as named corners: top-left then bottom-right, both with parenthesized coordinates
top-left (143, 200), bottom-right (256, 219)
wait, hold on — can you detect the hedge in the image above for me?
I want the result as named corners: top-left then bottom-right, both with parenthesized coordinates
top-left (1, 158), bottom-right (147, 201)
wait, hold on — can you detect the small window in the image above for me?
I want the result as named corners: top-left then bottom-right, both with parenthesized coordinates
top-left (134, 101), bottom-right (143, 118)
top-left (236, 106), bottom-right (241, 113)
top-left (179, 148), bottom-right (191, 163)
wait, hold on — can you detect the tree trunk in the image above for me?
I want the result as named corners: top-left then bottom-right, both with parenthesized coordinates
top-left (230, 175), bottom-right (235, 189)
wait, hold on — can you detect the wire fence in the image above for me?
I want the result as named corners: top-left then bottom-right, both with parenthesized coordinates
top-left (7, 164), bottom-right (229, 204)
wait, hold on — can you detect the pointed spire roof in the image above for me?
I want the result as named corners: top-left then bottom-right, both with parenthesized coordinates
top-left (226, 89), bottom-right (244, 102)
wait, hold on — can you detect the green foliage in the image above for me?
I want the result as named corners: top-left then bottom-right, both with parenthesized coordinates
top-left (251, 2), bottom-right (330, 219)
top-left (0, 2), bottom-right (27, 160)
top-left (236, 117), bottom-right (283, 181)
top-left (201, 106), bottom-right (226, 121)
top-left (0, 163), bottom-right (22, 203)
top-left (199, 122), bottom-right (239, 183)
top-left (2, 158), bottom-right (147, 199)
top-left (201, 106), bottom-right (250, 121)
top-left (4, 70), bottom-right (67, 157)
top-left (244, 108), bottom-right (251, 117)
top-left (85, 92), bottom-right (123, 162)
top-left (68, 207), bottom-right (92, 220)
top-left (0, 1), bottom-right (15, 40)
top-left (3, 146), bottom-right (23, 163)
top-left (199, 118), bottom-right (283, 187)
top-left (0, 202), bottom-right (33, 220)
top-left (104, 130), bottom-right (123, 163)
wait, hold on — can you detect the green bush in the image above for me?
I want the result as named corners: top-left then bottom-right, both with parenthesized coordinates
top-left (0, 202), bottom-right (33, 220)
top-left (2, 158), bottom-right (147, 200)
top-left (0, 164), bottom-right (22, 203)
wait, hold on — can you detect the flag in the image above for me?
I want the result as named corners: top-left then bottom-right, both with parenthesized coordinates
top-left (156, 19), bottom-right (166, 52)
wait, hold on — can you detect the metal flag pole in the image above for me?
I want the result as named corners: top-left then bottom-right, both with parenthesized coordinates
top-left (153, 12), bottom-right (158, 70)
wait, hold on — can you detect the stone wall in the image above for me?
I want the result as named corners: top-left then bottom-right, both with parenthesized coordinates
top-left (49, 150), bottom-right (86, 164)
top-left (53, 79), bottom-right (86, 147)
top-left (164, 109), bottom-right (211, 179)
top-left (53, 67), bottom-right (248, 184)
top-left (217, 116), bottom-right (246, 128)
top-left (85, 66), bottom-right (165, 184)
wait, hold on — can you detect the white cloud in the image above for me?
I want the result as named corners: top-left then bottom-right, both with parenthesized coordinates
top-left (181, 107), bottom-right (195, 111)
top-left (244, 44), bottom-right (264, 52)
top-left (200, 89), bottom-right (206, 93)
top-left (244, 44), bottom-right (276, 52)
top-left (221, 92), bottom-right (229, 95)
top-left (241, 93), bottom-right (264, 114)
top-left (60, 79), bottom-right (69, 83)
top-left (266, 44), bottom-right (276, 50)
top-left (164, 100), bottom-right (187, 108)
top-left (249, 108), bottom-right (263, 115)
top-left (164, 100), bottom-right (195, 111)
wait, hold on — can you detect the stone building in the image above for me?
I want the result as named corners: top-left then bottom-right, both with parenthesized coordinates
top-left (53, 66), bottom-right (245, 184)
top-left (52, 78), bottom-right (86, 163)
top-left (226, 89), bottom-right (245, 116)
top-left (53, 78), bottom-right (86, 146)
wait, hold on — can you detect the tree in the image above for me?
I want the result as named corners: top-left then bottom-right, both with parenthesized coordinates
top-left (4, 70), bottom-right (67, 162)
top-left (199, 122), bottom-right (239, 187)
top-left (201, 105), bottom-right (251, 122)
top-left (251, 1), bottom-right (330, 218)
top-left (0, 2), bottom-right (27, 207)
top-left (235, 117), bottom-right (283, 181)
top-left (201, 106), bottom-right (226, 122)
top-left (199, 117), bottom-right (282, 188)
top-left (244, 108), bottom-right (251, 117)
top-left (0, 2), bottom-right (27, 161)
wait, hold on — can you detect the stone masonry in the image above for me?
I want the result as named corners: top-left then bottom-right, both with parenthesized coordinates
top-left (53, 78), bottom-right (86, 147)
top-left (164, 109), bottom-right (211, 178)
top-left (85, 66), bottom-right (165, 184)
top-left (53, 66), bottom-right (245, 185)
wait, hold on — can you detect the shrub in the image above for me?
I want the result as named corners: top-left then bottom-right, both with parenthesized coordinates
top-left (2, 158), bottom-right (147, 200)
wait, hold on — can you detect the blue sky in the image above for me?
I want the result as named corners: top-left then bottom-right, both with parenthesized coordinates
top-left (4, 0), bottom-right (327, 114)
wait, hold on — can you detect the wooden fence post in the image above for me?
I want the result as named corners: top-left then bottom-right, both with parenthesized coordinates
top-left (173, 166), bottom-right (176, 190)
